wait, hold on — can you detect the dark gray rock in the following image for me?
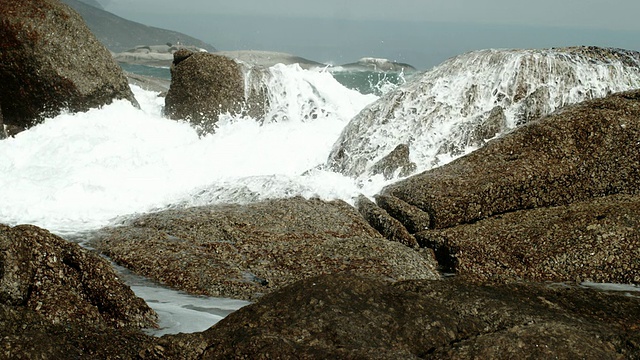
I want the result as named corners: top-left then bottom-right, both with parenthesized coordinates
top-left (91, 197), bottom-right (439, 300)
top-left (383, 90), bottom-right (640, 230)
top-left (369, 143), bottom-right (417, 180)
top-left (0, 224), bottom-right (157, 329)
top-left (0, 0), bottom-right (138, 132)
top-left (199, 273), bottom-right (640, 359)
top-left (436, 105), bottom-right (507, 157)
top-left (355, 195), bottom-right (420, 248)
top-left (416, 194), bottom-right (640, 284)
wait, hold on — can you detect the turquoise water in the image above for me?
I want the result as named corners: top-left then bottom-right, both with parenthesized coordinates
top-left (118, 62), bottom-right (411, 95)
top-left (330, 70), bottom-right (413, 96)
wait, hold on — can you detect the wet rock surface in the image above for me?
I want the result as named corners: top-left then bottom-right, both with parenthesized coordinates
top-left (369, 143), bottom-right (417, 180)
top-left (0, 0), bottom-right (137, 133)
top-left (91, 197), bottom-right (439, 301)
top-left (199, 273), bottom-right (640, 359)
top-left (327, 47), bottom-right (640, 180)
top-left (383, 89), bottom-right (640, 230)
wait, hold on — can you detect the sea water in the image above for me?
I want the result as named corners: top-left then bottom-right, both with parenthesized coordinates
top-left (0, 63), bottom-right (403, 335)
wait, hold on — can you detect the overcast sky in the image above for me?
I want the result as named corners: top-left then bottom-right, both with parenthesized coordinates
top-left (102, 0), bottom-right (640, 69)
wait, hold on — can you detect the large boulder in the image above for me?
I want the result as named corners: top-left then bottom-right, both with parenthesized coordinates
top-left (382, 89), bottom-right (640, 230)
top-left (90, 197), bottom-right (439, 300)
top-left (0, 224), bottom-right (157, 329)
top-left (0, 0), bottom-right (138, 133)
top-left (374, 89), bottom-right (640, 285)
top-left (165, 50), bottom-right (269, 134)
top-left (198, 273), bottom-right (640, 359)
top-left (417, 194), bottom-right (640, 284)
top-left (327, 47), bottom-right (640, 180)
top-left (0, 303), bottom-right (163, 359)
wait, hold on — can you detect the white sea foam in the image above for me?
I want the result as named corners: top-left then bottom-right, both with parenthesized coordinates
top-left (0, 64), bottom-right (379, 236)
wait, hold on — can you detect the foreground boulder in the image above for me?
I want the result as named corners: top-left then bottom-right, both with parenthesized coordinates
top-left (0, 0), bottom-right (138, 133)
top-left (0, 224), bottom-right (156, 328)
top-left (383, 89), bottom-right (640, 230)
top-left (198, 273), bottom-right (640, 359)
top-left (165, 50), bottom-right (269, 134)
top-left (417, 194), bottom-right (640, 284)
top-left (1, 304), bottom-right (162, 359)
top-left (91, 197), bottom-right (439, 300)
top-left (376, 90), bottom-right (640, 284)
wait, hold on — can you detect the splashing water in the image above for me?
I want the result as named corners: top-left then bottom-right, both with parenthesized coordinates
top-left (0, 64), bottom-right (381, 237)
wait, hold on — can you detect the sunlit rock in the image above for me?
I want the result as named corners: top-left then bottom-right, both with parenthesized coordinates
top-left (165, 50), bottom-right (271, 134)
top-left (91, 197), bottom-right (440, 301)
top-left (0, 0), bottom-right (138, 134)
top-left (327, 46), bottom-right (640, 179)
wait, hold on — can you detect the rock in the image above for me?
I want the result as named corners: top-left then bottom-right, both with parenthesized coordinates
top-left (90, 197), bottom-right (439, 300)
top-left (199, 273), bottom-right (640, 358)
top-left (382, 89), bottom-right (640, 230)
top-left (0, 304), bottom-right (161, 359)
top-left (436, 105), bottom-right (507, 157)
top-left (354, 195), bottom-right (420, 248)
top-left (0, 0), bottom-right (138, 133)
top-left (164, 51), bottom-right (247, 134)
top-left (0, 224), bottom-right (157, 329)
top-left (327, 47), bottom-right (640, 180)
top-left (416, 194), bottom-right (640, 284)
top-left (369, 143), bottom-right (417, 180)
top-left (374, 194), bottom-right (432, 233)
top-left (0, 303), bottom-right (165, 359)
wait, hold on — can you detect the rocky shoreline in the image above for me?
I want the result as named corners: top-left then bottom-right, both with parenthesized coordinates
top-left (1, 0), bottom-right (639, 358)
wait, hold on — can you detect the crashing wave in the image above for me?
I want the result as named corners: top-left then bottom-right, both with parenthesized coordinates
top-left (326, 46), bottom-right (640, 180)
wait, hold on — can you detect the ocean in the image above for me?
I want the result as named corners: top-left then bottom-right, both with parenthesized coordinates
top-left (0, 62), bottom-right (408, 335)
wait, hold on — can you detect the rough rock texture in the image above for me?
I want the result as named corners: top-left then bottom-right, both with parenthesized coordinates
top-left (436, 105), bottom-right (507, 157)
top-left (327, 47), bottom-right (640, 180)
top-left (383, 89), bottom-right (640, 230)
top-left (164, 50), bottom-right (246, 134)
top-left (199, 273), bottom-right (640, 359)
top-left (355, 195), bottom-right (419, 248)
top-left (0, 224), bottom-right (157, 329)
top-left (91, 197), bottom-right (439, 300)
top-left (369, 143), bottom-right (417, 180)
top-left (375, 194), bottom-right (432, 233)
top-left (0, 304), bottom-right (163, 359)
top-left (417, 194), bottom-right (640, 284)
top-left (0, 0), bottom-right (137, 132)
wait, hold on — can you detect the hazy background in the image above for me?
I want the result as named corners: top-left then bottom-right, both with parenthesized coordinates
top-left (101, 0), bottom-right (640, 69)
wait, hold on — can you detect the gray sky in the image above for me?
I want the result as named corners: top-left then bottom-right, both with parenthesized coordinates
top-left (102, 0), bottom-right (640, 69)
